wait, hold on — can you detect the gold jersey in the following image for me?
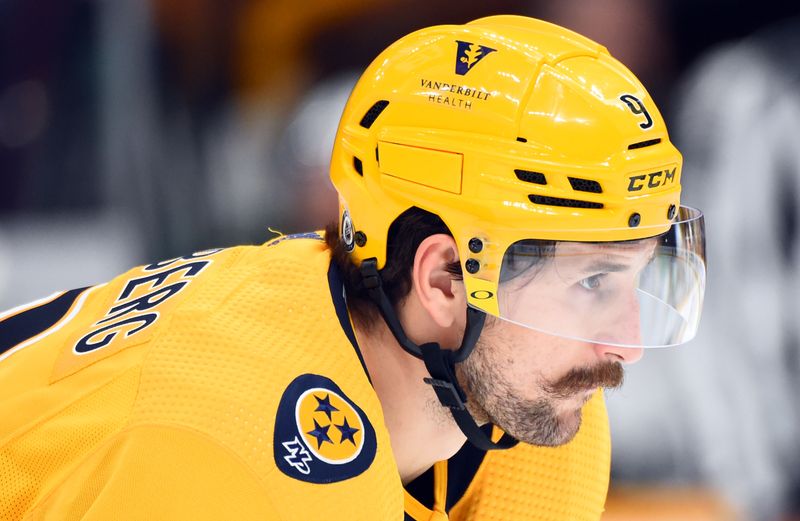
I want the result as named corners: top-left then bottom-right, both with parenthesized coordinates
top-left (0, 234), bottom-right (610, 520)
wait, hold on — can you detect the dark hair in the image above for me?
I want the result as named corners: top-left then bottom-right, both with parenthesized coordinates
top-left (326, 207), bottom-right (461, 329)
top-left (326, 206), bottom-right (556, 329)
top-left (500, 239), bottom-right (556, 284)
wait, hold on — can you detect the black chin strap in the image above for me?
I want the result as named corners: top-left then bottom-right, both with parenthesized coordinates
top-left (360, 258), bottom-right (519, 451)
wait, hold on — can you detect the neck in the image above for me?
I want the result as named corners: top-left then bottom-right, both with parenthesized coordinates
top-left (354, 317), bottom-right (467, 485)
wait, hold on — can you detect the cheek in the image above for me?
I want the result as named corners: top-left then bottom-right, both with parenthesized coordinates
top-left (484, 326), bottom-right (547, 395)
top-left (491, 324), bottom-right (593, 395)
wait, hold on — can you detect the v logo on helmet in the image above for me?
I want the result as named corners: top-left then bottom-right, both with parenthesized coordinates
top-left (455, 41), bottom-right (496, 75)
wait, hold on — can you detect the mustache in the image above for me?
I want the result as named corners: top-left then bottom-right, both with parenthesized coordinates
top-left (544, 362), bottom-right (624, 399)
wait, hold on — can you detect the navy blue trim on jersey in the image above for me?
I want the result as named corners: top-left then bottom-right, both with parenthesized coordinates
top-left (404, 469), bottom-right (435, 519)
top-left (0, 287), bottom-right (88, 356)
top-left (327, 261), bottom-right (371, 383)
top-left (443, 428), bottom-right (490, 510)
top-left (404, 424), bottom-right (491, 516)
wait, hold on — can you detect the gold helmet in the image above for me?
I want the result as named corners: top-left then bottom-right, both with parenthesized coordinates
top-left (331, 15), bottom-right (705, 348)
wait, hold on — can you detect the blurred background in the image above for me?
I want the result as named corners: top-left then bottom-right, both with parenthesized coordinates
top-left (2, 0), bottom-right (800, 519)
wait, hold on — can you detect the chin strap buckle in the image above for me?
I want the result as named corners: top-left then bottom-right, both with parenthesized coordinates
top-left (423, 377), bottom-right (466, 411)
top-left (420, 342), bottom-right (467, 411)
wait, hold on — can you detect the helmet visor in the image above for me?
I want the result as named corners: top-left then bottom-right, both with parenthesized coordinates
top-left (491, 206), bottom-right (705, 348)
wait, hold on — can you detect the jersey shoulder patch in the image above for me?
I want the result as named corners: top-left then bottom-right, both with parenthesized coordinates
top-left (273, 373), bottom-right (377, 484)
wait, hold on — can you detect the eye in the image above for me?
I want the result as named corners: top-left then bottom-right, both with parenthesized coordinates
top-left (578, 274), bottom-right (606, 291)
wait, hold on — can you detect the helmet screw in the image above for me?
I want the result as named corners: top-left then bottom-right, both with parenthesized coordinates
top-left (465, 259), bottom-right (480, 274)
top-left (354, 231), bottom-right (367, 247)
top-left (628, 213), bottom-right (641, 228)
top-left (468, 238), bottom-right (483, 253)
top-left (668, 204), bottom-right (677, 220)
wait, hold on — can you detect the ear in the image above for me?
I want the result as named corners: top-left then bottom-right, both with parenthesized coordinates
top-left (412, 234), bottom-right (465, 329)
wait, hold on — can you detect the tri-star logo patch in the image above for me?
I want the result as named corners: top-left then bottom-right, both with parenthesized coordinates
top-left (274, 374), bottom-right (377, 483)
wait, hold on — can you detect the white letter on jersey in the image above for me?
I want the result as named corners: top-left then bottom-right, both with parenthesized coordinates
top-left (283, 436), bottom-right (313, 475)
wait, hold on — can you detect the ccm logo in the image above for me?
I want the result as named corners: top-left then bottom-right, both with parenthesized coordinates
top-left (628, 168), bottom-right (677, 192)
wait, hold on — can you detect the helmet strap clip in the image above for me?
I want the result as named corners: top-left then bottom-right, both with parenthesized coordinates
top-left (420, 342), bottom-right (467, 411)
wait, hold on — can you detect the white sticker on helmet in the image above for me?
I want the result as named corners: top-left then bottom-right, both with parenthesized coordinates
top-left (341, 209), bottom-right (355, 252)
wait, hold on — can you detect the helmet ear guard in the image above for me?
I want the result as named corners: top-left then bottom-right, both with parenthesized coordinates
top-left (330, 15), bottom-right (706, 449)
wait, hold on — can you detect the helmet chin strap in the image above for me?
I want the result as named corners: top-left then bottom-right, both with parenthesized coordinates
top-left (359, 258), bottom-right (519, 451)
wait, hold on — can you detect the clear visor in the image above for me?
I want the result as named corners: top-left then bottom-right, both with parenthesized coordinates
top-left (493, 206), bottom-right (705, 348)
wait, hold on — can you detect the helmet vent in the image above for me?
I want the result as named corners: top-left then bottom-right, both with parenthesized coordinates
top-left (516, 137), bottom-right (528, 143)
top-left (628, 138), bottom-right (661, 150)
top-left (568, 177), bottom-right (603, 193)
top-left (353, 157), bottom-right (363, 175)
top-left (529, 195), bottom-right (603, 209)
top-left (359, 100), bottom-right (390, 129)
top-left (514, 169), bottom-right (546, 185)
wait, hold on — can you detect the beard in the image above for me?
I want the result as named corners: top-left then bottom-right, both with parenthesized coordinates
top-left (455, 329), bottom-right (624, 447)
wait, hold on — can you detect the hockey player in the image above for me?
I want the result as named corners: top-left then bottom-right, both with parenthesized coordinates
top-left (0, 16), bottom-right (705, 521)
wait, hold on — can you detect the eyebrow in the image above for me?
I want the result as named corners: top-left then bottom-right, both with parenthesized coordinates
top-left (577, 261), bottom-right (633, 275)
top-left (576, 247), bottom-right (657, 275)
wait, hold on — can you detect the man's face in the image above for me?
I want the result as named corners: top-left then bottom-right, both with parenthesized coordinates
top-left (456, 240), bottom-right (653, 446)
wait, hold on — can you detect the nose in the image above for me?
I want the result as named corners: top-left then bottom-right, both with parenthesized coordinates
top-left (593, 343), bottom-right (644, 365)
top-left (592, 288), bottom-right (644, 364)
